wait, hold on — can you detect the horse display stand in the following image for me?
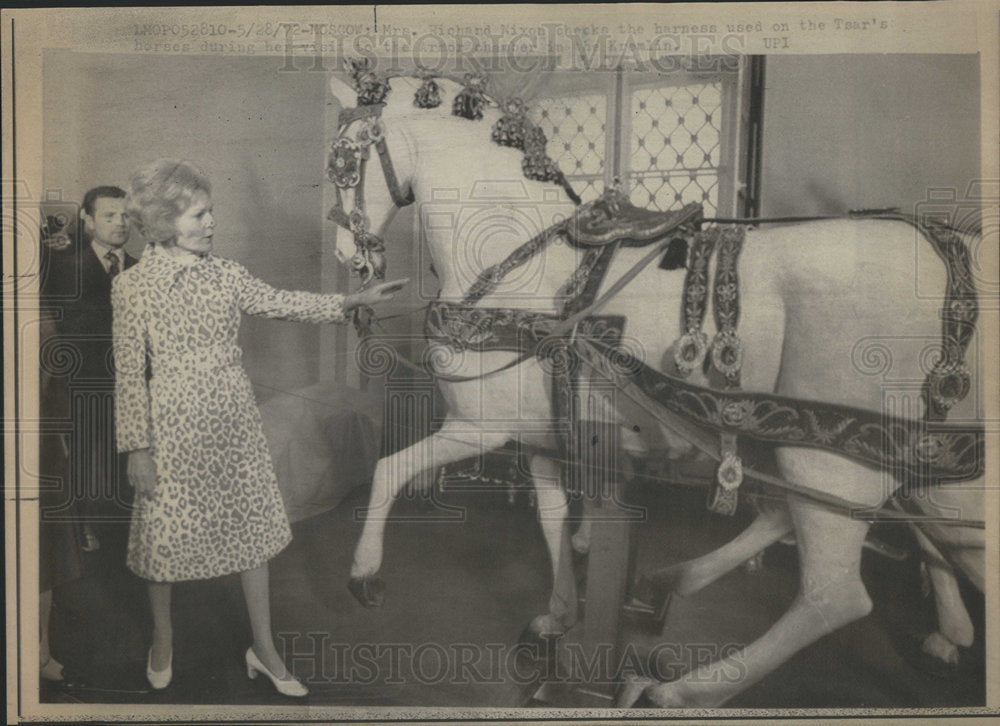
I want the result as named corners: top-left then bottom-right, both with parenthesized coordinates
top-left (529, 415), bottom-right (640, 706)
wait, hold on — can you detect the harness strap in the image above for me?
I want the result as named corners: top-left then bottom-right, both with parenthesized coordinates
top-left (380, 236), bottom-right (675, 384)
top-left (326, 185), bottom-right (352, 228)
top-left (560, 243), bottom-right (618, 319)
top-left (374, 136), bottom-right (415, 208)
top-left (460, 190), bottom-right (697, 308)
top-left (572, 337), bottom-right (985, 524)
top-left (559, 175), bottom-right (583, 206)
top-left (707, 228), bottom-right (747, 515)
top-left (916, 217), bottom-right (976, 420)
top-left (709, 229), bottom-right (746, 387)
top-left (461, 225), bottom-right (564, 306)
top-left (673, 233), bottom-right (715, 376)
top-left (703, 208), bottom-right (903, 225)
top-left (579, 334), bottom-right (984, 483)
top-left (355, 147), bottom-right (367, 222)
top-left (338, 103), bottom-right (386, 126)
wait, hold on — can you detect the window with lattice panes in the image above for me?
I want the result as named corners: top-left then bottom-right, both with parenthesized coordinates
top-left (531, 92), bottom-right (609, 204)
top-left (528, 59), bottom-right (764, 218)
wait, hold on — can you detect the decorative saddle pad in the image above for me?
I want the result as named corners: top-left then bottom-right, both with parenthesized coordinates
top-left (565, 189), bottom-right (703, 248)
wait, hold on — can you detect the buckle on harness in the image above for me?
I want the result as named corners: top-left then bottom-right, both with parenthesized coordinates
top-left (674, 330), bottom-right (709, 376)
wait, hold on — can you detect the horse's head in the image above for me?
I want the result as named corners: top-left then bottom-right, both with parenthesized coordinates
top-left (327, 73), bottom-right (418, 288)
top-left (328, 67), bottom-right (583, 304)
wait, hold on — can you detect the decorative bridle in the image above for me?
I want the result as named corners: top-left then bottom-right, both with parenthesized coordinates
top-left (326, 99), bottom-right (414, 290)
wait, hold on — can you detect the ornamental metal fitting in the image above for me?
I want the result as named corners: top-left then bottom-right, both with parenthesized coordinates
top-left (328, 138), bottom-right (362, 188)
top-left (414, 76), bottom-right (442, 108)
top-left (928, 360), bottom-right (971, 412)
top-left (711, 329), bottom-right (744, 381)
top-left (351, 243), bottom-right (387, 289)
top-left (501, 97), bottom-right (526, 116)
top-left (913, 433), bottom-right (946, 464)
top-left (717, 450), bottom-right (744, 491)
top-left (348, 209), bottom-right (369, 236)
top-left (349, 58), bottom-right (391, 106)
top-left (350, 251), bottom-right (369, 273)
top-left (674, 330), bottom-right (709, 377)
top-left (720, 399), bottom-right (754, 428)
top-left (367, 247), bottom-right (387, 282)
top-left (357, 118), bottom-right (385, 145)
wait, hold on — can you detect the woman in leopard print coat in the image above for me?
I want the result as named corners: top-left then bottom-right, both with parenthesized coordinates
top-left (113, 159), bottom-right (405, 696)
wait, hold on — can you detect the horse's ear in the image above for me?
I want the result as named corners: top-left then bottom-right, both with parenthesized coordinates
top-left (328, 75), bottom-right (356, 108)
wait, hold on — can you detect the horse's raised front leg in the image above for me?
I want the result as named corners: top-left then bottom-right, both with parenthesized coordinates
top-left (349, 421), bottom-right (509, 607)
top-left (527, 454), bottom-right (577, 637)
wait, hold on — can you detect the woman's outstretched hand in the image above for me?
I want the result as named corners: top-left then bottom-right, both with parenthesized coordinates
top-left (346, 278), bottom-right (409, 310)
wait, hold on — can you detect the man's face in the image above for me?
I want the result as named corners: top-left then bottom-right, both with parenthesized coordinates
top-left (83, 196), bottom-right (128, 248)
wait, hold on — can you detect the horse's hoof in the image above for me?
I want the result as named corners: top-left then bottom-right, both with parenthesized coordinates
top-left (517, 624), bottom-right (564, 650)
top-left (631, 574), bottom-right (674, 630)
top-left (917, 648), bottom-right (963, 680)
top-left (632, 690), bottom-right (659, 708)
top-left (917, 633), bottom-right (973, 679)
top-left (348, 574), bottom-right (386, 608)
top-left (514, 625), bottom-right (562, 678)
top-left (921, 632), bottom-right (959, 665)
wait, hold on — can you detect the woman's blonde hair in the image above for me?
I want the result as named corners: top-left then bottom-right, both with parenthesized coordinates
top-left (126, 159), bottom-right (211, 245)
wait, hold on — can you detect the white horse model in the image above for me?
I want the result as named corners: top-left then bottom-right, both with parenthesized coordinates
top-left (327, 72), bottom-right (986, 707)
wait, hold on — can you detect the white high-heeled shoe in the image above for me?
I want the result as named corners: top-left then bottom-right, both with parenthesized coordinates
top-left (245, 647), bottom-right (307, 697)
top-left (146, 647), bottom-right (172, 690)
top-left (40, 657), bottom-right (65, 682)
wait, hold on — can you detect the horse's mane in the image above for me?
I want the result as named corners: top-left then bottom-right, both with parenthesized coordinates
top-left (346, 59), bottom-right (582, 204)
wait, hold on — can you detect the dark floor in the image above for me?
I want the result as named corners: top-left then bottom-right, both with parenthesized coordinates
top-left (42, 477), bottom-right (985, 709)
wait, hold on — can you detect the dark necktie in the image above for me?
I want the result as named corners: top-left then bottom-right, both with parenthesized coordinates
top-left (106, 250), bottom-right (121, 278)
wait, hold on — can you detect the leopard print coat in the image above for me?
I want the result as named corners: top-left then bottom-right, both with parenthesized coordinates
top-left (112, 244), bottom-right (346, 582)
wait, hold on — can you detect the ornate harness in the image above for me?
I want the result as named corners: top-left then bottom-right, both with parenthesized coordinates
top-left (326, 101), bottom-right (414, 288)
top-left (326, 69), bottom-right (984, 519)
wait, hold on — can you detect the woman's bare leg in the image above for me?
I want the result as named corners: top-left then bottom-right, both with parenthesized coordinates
top-left (39, 589), bottom-right (64, 680)
top-left (240, 562), bottom-right (292, 678)
top-left (148, 582), bottom-right (173, 671)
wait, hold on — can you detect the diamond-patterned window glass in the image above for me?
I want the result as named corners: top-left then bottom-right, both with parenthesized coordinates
top-left (529, 94), bottom-right (607, 203)
top-left (628, 81), bottom-right (724, 214)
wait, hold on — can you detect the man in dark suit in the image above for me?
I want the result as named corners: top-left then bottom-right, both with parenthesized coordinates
top-left (41, 186), bottom-right (138, 553)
